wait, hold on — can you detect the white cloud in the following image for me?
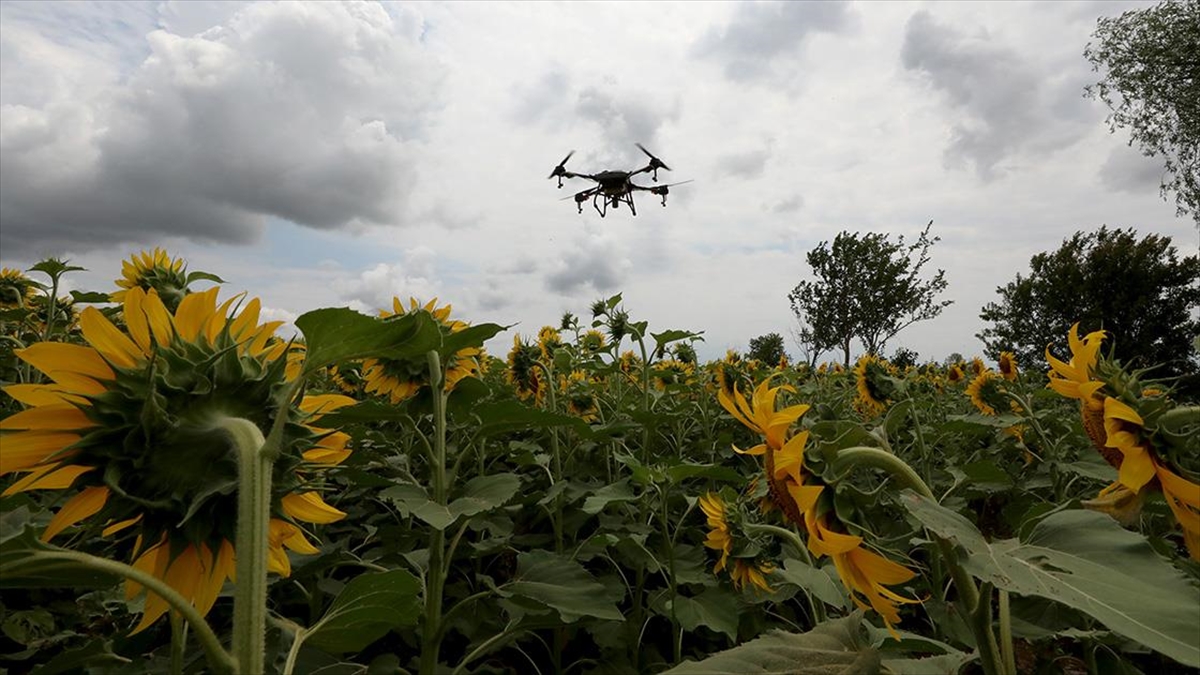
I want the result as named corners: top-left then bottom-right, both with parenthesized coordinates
top-left (0, 1), bottom-right (442, 256)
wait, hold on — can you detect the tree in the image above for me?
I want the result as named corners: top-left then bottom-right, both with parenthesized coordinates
top-left (1085, 0), bottom-right (1200, 223)
top-left (977, 227), bottom-right (1200, 379)
top-left (788, 222), bottom-right (952, 368)
top-left (748, 332), bottom-right (787, 366)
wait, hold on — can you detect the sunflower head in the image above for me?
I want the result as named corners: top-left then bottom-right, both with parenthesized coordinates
top-left (111, 248), bottom-right (192, 311)
top-left (618, 350), bottom-right (641, 374)
top-left (362, 297), bottom-right (482, 404)
top-left (580, 329), bottom-right (607, 353)
top-left (560, 370), bottom-right (598, 421)
top-left (607, 309), bottom-right (630, 343)
top-left (946, 364), bottom-right (965, 383)
top-left (0, 267), bottom-right (39, 309)
top-left (966, 370), bottom-right (1007, 416)
top-left (968, 357), bottom-right (986, 376)
top-left (997, 352), bottom-right (1018, 380)
top-left (854, 355), bottom-right (897, 417)
top-left (537, 326), bottom-right (564, 362)
top-left (1, 286), bottom-right (350, 631)
top-left (507, 334), bottom-right (544, 403)
top-left (652, 359), bottom-right (694, 390)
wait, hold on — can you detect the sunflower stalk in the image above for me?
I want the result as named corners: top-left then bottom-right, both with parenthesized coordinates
top-left (220, 415), bottom-right (274, 675)
top-left (420, 350), bottom-right (449, 675)
top-left (830, 445), bottom-right (1004, 675)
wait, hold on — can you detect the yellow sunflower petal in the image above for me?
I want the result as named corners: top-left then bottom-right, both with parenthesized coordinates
top-left (41, 486), bottom-right (109, 541)
top-left (123, 287), bottom-right (152, 355)
top-left (2, 383), bottom-right (90, 407)
top-left (79, 306), bottom-right (141, 369)
top-left (102, 515), bottom-right (143, 537)
top-left (2, 464), bottom-right (93, 496)
top-left (0, 404), bottom-right (94, 431)
top-left (281, 491), bottom-right (346, 524)
top-left (16, 343), bottom-right (114, 382)
top-left (0, 432), bottom-right (82, 474)
top-left (175, 287), bottom-right (220, 342)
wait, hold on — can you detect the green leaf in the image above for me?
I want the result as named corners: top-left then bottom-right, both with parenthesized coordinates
top-left (662, 612), bottom-right (880, 675)
top-left (68, 290), bottom-right (114, 304)
top-left (775, 558), bottom-right (848, 610)
top-left (664, 461), bottom-right (744, 485)
top-left (900, 491), bottom-right (1200, 667)
top-left (449, 473), bottom-right (521, 520)
top-left (581, 479), bottom-right (637, 515)
top-left (651, 329), bottom-right (704, 354)
top-left (473, 400), bottom-right (592, 438)
top-left (28, 638), bottom-right (128, 674)
top-left (302, 569), bottom-right (421, 654)
top-left (499, 550), bottom-right (624, 623)
top-left (185, 270), bottom-right (227, 285)
top-left (440, 322), bottom-right (508, 357)
top-left (669, 587), bottom-right (740, 640)
top-left (295, 308), bottom-right (441, 375)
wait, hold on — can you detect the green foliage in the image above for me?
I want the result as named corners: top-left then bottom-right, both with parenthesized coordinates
top-left (789, 221), bottom-right (952, 367)
top-left (1085, 0), bottom-right (1200, 222)
top-left (977, 226), bottom-right (1200, 379)
top-left (747, 332), bottom-right (787, 366)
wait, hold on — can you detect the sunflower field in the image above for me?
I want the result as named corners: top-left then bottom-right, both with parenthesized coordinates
top-left (1, 252), bottom-right (1198, 675)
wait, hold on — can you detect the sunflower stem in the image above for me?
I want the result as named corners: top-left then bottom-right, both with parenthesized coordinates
top-left (170, 610), bottom-right (187, 675)
top-left (222, 416), bottom-right (273, 675)
top-left (743, 523), bottom-right (826, 624)
top-left (420, 350), bottom-right (448, 675)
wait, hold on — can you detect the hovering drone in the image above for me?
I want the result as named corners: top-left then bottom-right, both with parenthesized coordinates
top-left (548, 144), bottom-right (692, 217)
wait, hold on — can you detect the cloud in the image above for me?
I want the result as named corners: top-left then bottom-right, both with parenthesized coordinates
top-left (693, 2), bottom-right (855, 82)
top-left (1098, 144), bottom-right (1167, 194)
top-left (717, 146), bottom-right (772, 179)
top-left (0, 2), bottom-right (443, 257)
top-left (544, 229), bottom-right (632, 295)
top-left (769, 195), bottom-right (805, 213)
top-left (900, 10), bottom-right (1094, 180)
top-left (333, 245), bottom-right (440, 311)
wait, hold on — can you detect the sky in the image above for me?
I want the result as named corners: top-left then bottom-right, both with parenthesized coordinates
top-left (1, 0), bottom-right (1194, 365)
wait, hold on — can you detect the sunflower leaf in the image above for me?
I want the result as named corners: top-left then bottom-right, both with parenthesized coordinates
top-left (661, 612), bottom-right (880, 675)
top-left (900, 491), bottom-right (1200, 668)
top-left (497, 550), bottom-right (624, 623)
top-left (300, 569), bottom-right (421, 655)
top-left (0, 520), bottom-right (120, 590)
top-left (667, 586), bottom-right (740, 640)
top-left (295, 308), bottom-right (442, 375)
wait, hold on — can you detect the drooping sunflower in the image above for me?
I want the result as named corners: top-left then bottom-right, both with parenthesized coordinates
top-left (110, 248), bottom-right (192, 312)
top-left (1, 286), bottom-right (351, 632)
top-left (361, 297), bottom-right (481, 404)
top-left (699, 492), bottom-right (733, 573)
top-left (1046, 323), bottom-right (1110, 462)
top-left (0, 267), bottom-right (38, 309)
top-left (946, 364), bottom-right (965, 384)
top-left (718, 376), bottom-right (918, 636)
top-left (730, 559), bottom-right (776, 594)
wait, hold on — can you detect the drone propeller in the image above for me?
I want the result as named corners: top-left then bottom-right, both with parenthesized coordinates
top-left (548, 150), bottom-right (576, 185)
top-left (635, 143), bottom-right (671, 172)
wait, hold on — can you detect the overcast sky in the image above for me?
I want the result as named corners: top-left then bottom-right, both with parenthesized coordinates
top-left (1, 0), bottom-right (1194, 364)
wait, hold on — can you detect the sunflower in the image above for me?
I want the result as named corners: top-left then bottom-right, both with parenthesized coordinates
top-left (579, 329), bottom-right (606, 353)
top-left (730, 559), bottom-right (776, 594)
top-left (652, 359), bottom-right (694, 390)
top-left (1, 286), bottom-right (351, 632)
top-left (362, 297), bottom-right (481, 404)
top-left (699, 492), bottom-right (733, 573)
top-left (946, 364), bottom-right (965, 384)
top-left (718, 375), bottom-right (917, 635)
top-left (506, 334), bottom-right (544, 404)
top-left (111, 248), bottom-right (191, 311)
top-left (997, 352), bottom-right (1018, 381)
top-left (537, 326), bottom-right (563, 362)
top-left (966, 370), bottom-right (1006, 416)
top-left (0, 267), bottom-right (38, 309)
top-left (968, 357), bottom-right (986, 376)
top-left (560, 370), bottom-right (598, 421)
top-left (854, 355), bottom-right (894, 417)
top-left (1046, 323), bottom-right (1110, 462)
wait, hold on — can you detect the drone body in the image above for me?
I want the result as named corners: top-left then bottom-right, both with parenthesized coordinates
top-left (548, 144), bottom-right (692, 217)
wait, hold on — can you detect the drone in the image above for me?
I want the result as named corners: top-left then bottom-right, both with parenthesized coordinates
top-left (548, 144), bottom-right (692, 217)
